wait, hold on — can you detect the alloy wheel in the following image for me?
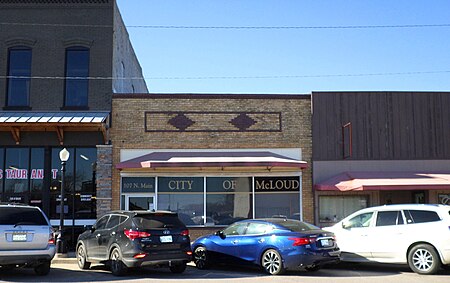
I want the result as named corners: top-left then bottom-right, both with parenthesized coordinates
top-left (262, 249), bottom-right (283, 275)
top-left (412, 248), bottom-right (434, 272)
top-left (194, 247), bottom-right (208, 269)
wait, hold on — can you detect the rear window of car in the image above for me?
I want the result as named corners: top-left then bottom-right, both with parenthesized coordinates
top-left (272, 219), bottom-right (319, 232)
top-left (0, 207), bottom-right (48, 226)
top-left (404, 210), bottom-right (441, 224)
top-left (133, 214), bottom-right (185, 229)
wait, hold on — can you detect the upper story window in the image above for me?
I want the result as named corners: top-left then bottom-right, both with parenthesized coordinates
top-left (6, 47), bottom-right (32, 107)
top-left (64, 47), bottom-right (89, 108)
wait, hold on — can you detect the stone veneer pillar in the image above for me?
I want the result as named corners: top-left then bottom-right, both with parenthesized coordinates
top-left (96, 145), bottom-right (113, 218)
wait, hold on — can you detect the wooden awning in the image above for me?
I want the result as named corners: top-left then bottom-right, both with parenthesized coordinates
top-left (0, 111), bottom-right (109, 145)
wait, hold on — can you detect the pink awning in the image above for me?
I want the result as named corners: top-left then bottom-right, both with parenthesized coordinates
top-left (116, 151), bottom-right (307, 170)
top-left (315, 171), bottom-right (450, 191)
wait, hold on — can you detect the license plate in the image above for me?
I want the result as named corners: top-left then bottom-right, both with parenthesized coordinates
top-left (160, 235), bottom-right (173, 243)
top-left (320, 239), bottom-right (332, 247)
top-left (12, 233), bottom-right (27, 242)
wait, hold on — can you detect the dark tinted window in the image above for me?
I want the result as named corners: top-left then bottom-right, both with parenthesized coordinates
top-left (272, 219), bottom-right (319, 232)
top-left (133, 214), bottom-right (185, 229)
top-left (0, 207), bottom-right (47, 225)
top-left (95, 215), bottom-right (109, 230)
top-left (106, 215), bottom-right (120, 229)
top-left (7, 48), bottom-right (31, 107)
top-left (405, 210), bottom-right (440, 224)
top-left (376, 211), bottom-right (402, 226)
top-left (65, 47), bottom-right (89, 107)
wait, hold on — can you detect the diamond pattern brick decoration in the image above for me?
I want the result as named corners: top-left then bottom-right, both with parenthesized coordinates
top-left (168, 113), bottom-right (195, 131)
top-left (230, 113), bottom-right (257, 131)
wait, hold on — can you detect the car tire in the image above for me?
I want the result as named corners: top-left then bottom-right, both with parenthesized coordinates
top-left (76, 244), bottom-right (91, 270)
top-left (261, 249), bottom-right (284, 275)
top-left (169, 262), bottom-right (187, 273)
top-left (34, 260), bottom-right (51, 276)
top-left (408, 244), bottom-right (441, 275)
top-left (110, 247), bottom-right (127, 276)
top-left (194, 246), bottom-right (210, 269)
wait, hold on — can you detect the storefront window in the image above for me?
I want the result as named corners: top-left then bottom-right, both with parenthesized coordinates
top-left (50, 148), bottom-right (74, 219)
top-left (206, 177), bottom-right (252, 225)
top-left (4, 148), bottom-right (30, 203)
top-left (0, 148), bottom-right (4, 201)
top-left (254, 176), bottom-right (300, 219)
top-left (438, 194), bottom-right (450, 205)
top-left (157, 177), bottom-right (204, 226)
top-left (319, 195), bottom-right (368, 223)
top-left (75, 148), bottom-right (97, 219)
top-left (30, 148), bottom-right (44, 209)
top-left (50, 148), bottom-right (96, 220)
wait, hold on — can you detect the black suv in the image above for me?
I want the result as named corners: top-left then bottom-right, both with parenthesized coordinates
top-left (76, 210), bottom-right (192, 276)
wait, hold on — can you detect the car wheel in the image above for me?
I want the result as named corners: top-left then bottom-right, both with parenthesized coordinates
top-left (110, 247), bottom-right (127, 276)
top-left (169, 262), bottom-right (187, 273)
top-left (76, 244), bottom-right (91, 270)
top-left (261, 249), bottom-right (284, 275)
top-left (408, 244), bottom-right (441, 275)
top-left (194, 246), bottom-right (210, 269)
top-left (34, 260), bottom-right (51, 276)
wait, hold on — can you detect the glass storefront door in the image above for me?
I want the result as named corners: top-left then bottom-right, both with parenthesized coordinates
top-left (125, 194), bottom-right (155, 211)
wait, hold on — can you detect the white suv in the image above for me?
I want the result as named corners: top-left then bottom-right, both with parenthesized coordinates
top-left (325, 204), bottom-right (450, 275)
top-left (0, 203), bottom-right (56, 275)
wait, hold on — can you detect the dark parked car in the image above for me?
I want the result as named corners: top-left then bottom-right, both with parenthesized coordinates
top-left (0, 203), bottom-right (55, 276)
top-left (76, 210), bottom-right (192, 276)
top-left (192, 218), bottom-right (340, 275)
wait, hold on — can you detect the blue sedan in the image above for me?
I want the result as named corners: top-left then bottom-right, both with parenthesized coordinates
top-left (192, 218), bottom-right (340, 275)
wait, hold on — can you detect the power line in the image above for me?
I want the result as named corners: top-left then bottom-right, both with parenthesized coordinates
top-left (0, 22), bottom-right (112, 28)
top-left (1, 22), bottom-right (450, 29)
top-left (2, 70), bottom-right (450, 81)
top-left (126, 24), bottom-right (450, 30)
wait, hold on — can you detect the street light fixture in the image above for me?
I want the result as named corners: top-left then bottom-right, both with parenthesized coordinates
top-left (56, 148), bottom-right (70, 257)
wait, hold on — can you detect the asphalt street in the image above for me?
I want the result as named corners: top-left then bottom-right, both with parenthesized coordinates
top-left (0, 261), bottom-right (449, 283)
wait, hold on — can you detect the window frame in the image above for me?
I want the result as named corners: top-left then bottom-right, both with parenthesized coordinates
top-left (5, 47), bottom-right (32, 109)
top-left (63, 46), bottom-right (90, 109)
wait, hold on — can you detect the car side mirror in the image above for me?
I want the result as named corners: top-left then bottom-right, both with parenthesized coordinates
top-left (85, 225), bottom-right (94, 232)
top-left (215, 230), bottom-right (226, 239)
top-left (342, 221), bottom-right (350, 229)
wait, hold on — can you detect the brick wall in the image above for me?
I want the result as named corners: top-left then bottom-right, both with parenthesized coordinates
top-left (96, 144), bottom-right (113, 218)
top-left (110, 94), bottom-right (314, 223)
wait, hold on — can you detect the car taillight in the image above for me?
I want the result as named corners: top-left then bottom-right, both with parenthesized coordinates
top-left (181, 229), bottom-right (189, 236)
top-left (288, 237), bottom-right (311, 246)
top-left (133, 253), bottom-right (147, 259)
top-left (48, 232), bottom-right (55, 245)
top-left (124, 229), bottom-right (151, 240)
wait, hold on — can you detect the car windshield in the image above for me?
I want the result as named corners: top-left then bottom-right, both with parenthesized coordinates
top-left (133, 213), bottom-right (184, 229)
top-left (271, 219), bottom-right (319, 232)
top-left (0, 207), bottom-right (48, 226)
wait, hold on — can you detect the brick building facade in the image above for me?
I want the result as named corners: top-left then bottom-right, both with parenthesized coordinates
top-left (109, 94), bottom-right (313, 238)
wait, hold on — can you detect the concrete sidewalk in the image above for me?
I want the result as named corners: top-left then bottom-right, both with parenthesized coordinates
top-left (52, 252), bottom-right (77, 264)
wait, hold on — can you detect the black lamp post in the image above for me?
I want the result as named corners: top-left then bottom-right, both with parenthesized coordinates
top-left (56, 148), bottom-right (70, 256)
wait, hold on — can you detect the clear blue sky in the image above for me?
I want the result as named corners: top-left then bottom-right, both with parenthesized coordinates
top-left (116, 0), bottom-right (450, 94)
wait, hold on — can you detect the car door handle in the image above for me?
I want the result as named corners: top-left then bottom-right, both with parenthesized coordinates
top-left (95, 234), bottom-right (101, 238)
top-left (258, 239), bottom-right (265, 243)
top-left (232, 240), bottom-right (239, 244)
top-left (111, 232), bottom-right (116, 236)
